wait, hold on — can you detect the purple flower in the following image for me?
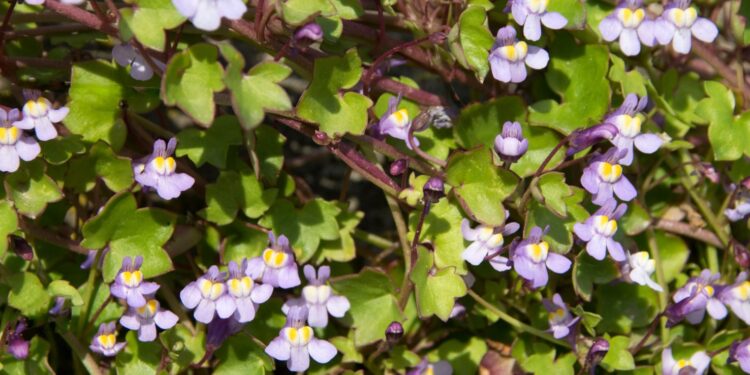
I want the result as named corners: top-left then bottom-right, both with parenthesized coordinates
top-left (120, 296), bottom-right (178, 342)
top-left (13, 95), bottom-right (68, 141)
top-left (206, 317), bottom-right (244, 351)
top-left (180, 266), bottom-right (232, 324)
top-left (246, 232), bottom-right (301, 289)
top-left (662, 347), bottom-right (710, 375)
top-left (112, 44), bottom-right (163, 81)
top-left (89, 322), bottom-right (126, 357)
top-left (294, 23), bottom-right (324, 43)
top-left (461, 217), bottom-right (519, 268)
top-left (386, 321), bottom-right (404, 344)
top-left (281, 265), bottom-right (350, 328)
top-left (508, 0), bottom-right (567, 41)
top-left (134, 138), bottom-right (194, 200)
top-left (110, 256), bottom-right (160, 308)
top-left (215, 259), bottom-right (273, 323)
top-left (511, 226), bottom-right (571, 288)
top-left (494, 121), bottom-right (528, 163)
top-left (378, 94), bottom-right (418, 149)
top-left (407, 358), bottom-right (453, 375)
top-left (0, 107), bottom-right (40, 173)
top-left (543, 294), bottom-right (580, 340)
top-left (599, 0), bottom-right (657, 56)
top-left (566, 123), bottom-right (619, 157)
top-left (654, 0), bottom-right (718, 54)
top-left (6, 320), bottom-right (29, 360)
top-left (728, 339), bottom-right (750, 373)
top-left (605, 94), bottom-right (663, 165)
top-left (171, 0), bottom-right (247, 31)
top-left (49, 296), bottom-right (68, 316)
top-left (80, 248), bottom-right (107, 270)
top-left (580, 148), bottom-right (637, 205)
top-left (265, 306), bottom-right (337, 372)
top-left (626, 251), bottom-right (663, 292)
top-left (667, 269), bottom-right (726, 326)
top-left (573, 200), bottom-right (628, 261)
top-left (718, 272), bottom-right (750, 325)
top-left (488, 26), bottom-right (549, 83)
top-left (726, 191), bottom-right (750, 222)
top-left (585, 338), bottom-right (610, 374)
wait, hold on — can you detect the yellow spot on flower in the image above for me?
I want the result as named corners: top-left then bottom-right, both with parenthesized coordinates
top-left (500, 42), bottom-right (529, 62)
top-left (617, 8), bottom-right (645, 28)
top-left (284, 326), bottom-right (314, 346)
top-left (614, 115), bottom-right (642, 138)
top-left (120, 270), bottom-right (143, 287)
top-left (152, 156), bottom-right (176, 175)
top-left (527, 0), bottom-right (549, 13)
top-left (703, 285), bottom-right (714, 297)
top-left (262, 249), bottom-right (288, 268)
top-left (97, 334), bottom-right (117, 349)
top-left (669, 7), bottom-right (697, 27)
top-left (597, 162), bottom-right (623, 183)
top-left (594, 215), bottom-right (618, 236)
top-left (677, 359), bottom-right (691, 368)
top-left (0, 127), bottom-right (19, 145)
top-left (388, 109), bottom-right (410, 128)
top-left (24, 98), bottom-right (50, 118)
top-left (734, 281), bottom-right (750, 300)
top-left (528, 241), bottom-right (549, 262)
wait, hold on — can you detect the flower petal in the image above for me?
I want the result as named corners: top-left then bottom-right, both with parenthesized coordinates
top-left (326, 295), bottom-right (350, 318)
top-left (308, 339), bottom-right (337, 364)
top-left (599, 16), bottom-right (623, 42)
top-left (265, 337), bottom-right (291, 361)
top-left (541, 12), bottom-right (567, 30)
top-left (525, 46), bottom-right (549, 70)
top-left (546, 253), bottom-right (571, 274)
top-left (691, 18), bottom-right (718, 43)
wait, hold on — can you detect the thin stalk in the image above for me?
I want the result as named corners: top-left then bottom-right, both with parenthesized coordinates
top-left (646, 228), bottom-right (669, 345)
top-left (60, 330), bottom-right (103, 375)
top-left (77, 251), bottom-right (102, 334)
top-left (352, 229), bottom-right (397, 250)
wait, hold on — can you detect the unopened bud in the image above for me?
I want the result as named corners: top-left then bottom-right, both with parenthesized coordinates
top-left (735, 242), bottom-right (750, 269)
top-left (423, 176), bottom-right (444, 202)
top-left (294, 22), bottom-right (324, 44)
top-left (390, 159), bottom-right (408, 176)
top-left (10, 235), bottom-right (32, 261)
top-left (385, 321), bottom-right (404, 344)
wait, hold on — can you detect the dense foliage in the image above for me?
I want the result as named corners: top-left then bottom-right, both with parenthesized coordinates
top-left (1, 0), bottom-right (750, 373)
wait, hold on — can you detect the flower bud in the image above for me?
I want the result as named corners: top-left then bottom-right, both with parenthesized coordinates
top-left (385, 321), bottom-right (404, 344)
top-left (566, 123), bottom-right (618, 157)
top-left (585, 338), bottom-right (609, 373)
top-left (294, 22), bottom-right (324, 44)
top-left (734, 242), bottom-right (750, 269)
top-left (7, 320), bottom-right (29, 360)
top-left (10, 235), bottom-right (33, 261)
top-left (423, 176), bottom-right (444, 202)
top-left (494, 121), bottom-right (528, 163)
top-left (390, 159), bottom-right (408, 176)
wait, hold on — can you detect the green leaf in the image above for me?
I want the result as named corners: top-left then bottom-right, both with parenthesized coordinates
top-left (66, 141), bottom-right (134, 193)
top-left (453, 96), bottom-right (527, 149)
top-left (547, 0), bottom-right (586, 29)
top-left (511, 125), bottom-right (566, 177)
top-left (571, 305), bottom-right (602, 336)
top-left (446, 147), bottom-right (519, 226)
top-left (572, 252), bottom-right (620, 302)
top-left (218, 43), bottom-right (292, 130)
top-left (202, 168), bottom-right (277, 225)
top-left (535, 172), bottom-right (573, 217)
top-left (456, 6), bottom-right (494, 81)
top-left (254, 125), bottom-right (286, 184)
top-left (601, 336), bottom-right (635, 371)
top-left (282, 0), bottom-right (335, 25)
top-left (595, 282), bottom-right (659, 334)
top-left (428, 337), bottom-right (487, 374)
top-left (67, 60), bottom-right (159, 150)
top-left (0, 201), bottom-right (18, 256)
top-left (332, 268), bottom-right (404, 346)
top-left (213, 335), bottom-right (273, 375)
top-left (115, 331), bottom-right (162, 374)
top-left (410, 247), bottom-right (467, 321)
top-left (529, 33), bottom-right (610, 134)
top-left (330, 336), bottom-right (363, 364)
top-left (74, 282), bottom-right (125, 325)
top-left (512, 335), bottom-right (576, 375)
top-left (696, 81), bottom-right (750, 161)
top-left (162, 43), bottom-right (225, 126)
top-left (160, 324), bottom-right (206, 372)
top-left (654, 231), bottom-right (689, 284)
top-left (176, 115), bottom-right (243, 167)
top-left (656, 70), bottom-right (706, 136)
top-left (411, 199), bottom-right (468, 275)
top-left (118, 0), bottom-right (185, 51)
top-left (621, 201), bottom-right (650, 236)
top-left (8, 272), bottom-right (50, 318)
top-left (297, 49), bottom-right (373, 136)
top-left (315, 207), bottom-right (363, 263)
top-left (81, 193), bottom-right (175, 282)
top-left (259, 198), bottom-right (341, 263)
top-left (40, 135), bottom-right (86, 165)
top-left (525, 196), bottom-right (588, 254)
top-left (223, 225), bottom-right (269, 264)
top-left (383, 345), bottom-right (422, 370)
top-left (47, 280), bottom-right (83, 306)
top-left (608, 55), bottom-right (647, 97)
top-left (0, 337), bottom-right (54, 374)
top-left (6, 159), bottom-right (63, 218)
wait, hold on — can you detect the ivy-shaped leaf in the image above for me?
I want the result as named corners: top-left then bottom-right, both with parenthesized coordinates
top-left (119, 0), bottom-right (186, 52)
top-left (410, 247), bottom-right (467, 321)
top-left (218, 43), bottom-right (292, 130)
top-left (410, 199), bottom-right (468, 275)
top-left (600, 336), bottom-right (635, 371)
top-left (40, 135), bottom-right (86, 165)
top-left (202, 168), bottom-right (277, 225)
top-left (115, 331), bottom-right (162, 373)
top-left (65, 141), bottom-right (134, 193)
top-left (696, 81), bottom-right (750, 161)
top-left (0, 201), bottom-right (18, 256)
top-left (453, 5), bottom-right (493, 82)
top-left (572, 252), bottom-right (620, 302)
top-left (162, 43), bottom-right (225, 126)
top-left (5, 159), bottom-right (63, 218)
top-left (534, 172), bottom-right (574, 217)
top-left (81, 192), bottom-right (175, 281)
top-left (315, 207), bottom-right (364, 263)
top-left (297, 49), bottom-right (373, 136)
top-left (176, 115), bottom-right (243, 167)
top-left (47, 280), bottom-right (84, 306)
top-left (213, 336), bottom-right (274, 375)
top-left (8, 272), bottom-right (50, 318)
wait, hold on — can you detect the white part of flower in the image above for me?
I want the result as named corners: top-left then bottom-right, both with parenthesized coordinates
top-left (628, 251), bottom-right (663, 292)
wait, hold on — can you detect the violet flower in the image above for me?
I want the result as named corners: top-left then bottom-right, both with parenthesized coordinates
top-left (294, 23), bottom-right (324, 43)
top-left (726, 191), bottom-right (750, 222)
top-left (13, 95), bottom-right (68, 141)
top-left (206, 317), bottom-right (244, 351)
top-left (378, 94), bottom-right (418, 149)
top-left (511, 226), bottom-right (571, 289)
top-left (494, 121), bottom-right (528, 163)
top-left (718, 272), bottom-right (750, 325)
top-left (246, 232), bottom-right (301, 289)
top-left (6, 320), bottom-right (29, 360)
top-left (598, 0), bottom-right (656, 56)
top-left (112, 44), bottom-right (163, 81)
top-left (543, 293), bottom-right (580, 340)
top-left (216, 259), bottom-right (273, 323)
top-left (171, 0), bottom-right (247, 31)
top-left (626, 251), bottom-right (663, 292)
top-left (407, 358), bottom-right (453, 375)
top-left (667, 269), bottom-right (726, 326)
top-left (488, 26), bottom-right (549, 83)
top-left (604, 94), bottom-right (663, 165)
top-left (265, 306), bottom-right (337, 372)
top-left (461, 217), bottom-right (520, 267)
top-left (133, 138), bottom-right (194, 200)
top-left (580, 148), bottom-right (637, 205)
top-left (508, 0), bottom-right (567, 41)
top-left (573, 200), bottom-right (628, 262)
top-left (0, 107), bottom-right (40, 173)
top-left (180, 266), bottom-right (229, 324)
top-left (662, 347), bottom-right (710, 375)
top-left (89, 322), bottom-right (126, 357)
top-left (566, 123), bottom-right (619, 157)
top-left (281, 265), bottom-right (350, 328)
top-left (654, 0), bottom-right (718, 54)
top-left (48, 296), bottom-right (68, 316)
top-left (728, 339), bottom-right (750, 373)
top-left (110, 256), bottom-right (160, 308)
top-left (120, 296), bottom-right (178, 342)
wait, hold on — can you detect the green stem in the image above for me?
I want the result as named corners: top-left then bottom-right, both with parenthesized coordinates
top-left (673, 157), bottom-right (730, 247)
top-left (77, 250), bottom-right (102, 334)
top-left (60, 330), bottom-right (103, 375)
top-left (466, 289), bottom-right (568, 348)
top-left (352, 229), bottom-right (397, 250)
top-left (646, 228), bottom-right (669, 345)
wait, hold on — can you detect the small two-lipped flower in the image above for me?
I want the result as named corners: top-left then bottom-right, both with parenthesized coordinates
top-left (511, 226), bottom-right (571, 289)
top-left (728, 339), bottom-right (750, 373)
top-left (110, 256), bottom-right (160, 308)
top-left (507, 0), bottom-right (567, 41)
top-left (573, 200), bottom-right (628, 262)
top-left (494, 121), bottom-right (528, 164)
top-left (654, 0), bottom-right (718, 54)
top-left (666, 269), bottom-right (726, 326)
top-left (580, 148), bottom-right (636, 205)
top-left (265, 306), bottom-right (338, 372)
top-left (460, 217), bottom-right (520, 271)
top-left (488, 26), bottom-right (549, 83)
top-left (13, 93), bottom-right (68, 141)
top-left (718, 272), bottom-right (750, 325)
top-left (599, 0), bottom-right (656, 56)
top-left (90, 322), bottom-right (126, 357)
top-left (662, 347), bottom-right (710, 375)
top-left (247, 232), bottom-right (301, 289)
top-left (282, 265), bottom-right (350, 328)
top-left (120, 296), bottom-right (178, 342)
top-left (133, 138), bottom-right (195, 200)
top-left (543, 294), bottom-right (580, 341)
top-left (377, 94), bottom-right (418, 149)
top-left (604, 94), bottom-right (662, 165)
top-left (112, 44), bottom-right (165, 81)
top-left (219, 259), bottom-right (273, 323)
top-left (172, 0), bottom-right (247, 31)
top-left (0, 107), bottom-right (40, 173)
top-left (180, 265), bottom-right (229, 324)
top-left (625, 251), bottom-right (663, 292)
